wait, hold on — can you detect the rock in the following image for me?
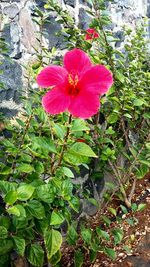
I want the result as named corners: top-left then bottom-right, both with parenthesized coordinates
top-left (64, 0), bottom-right (76, 8)
top-left (0, 59), bottom-right (23, 117)
top-left (3, 4), bottom-right (19, 19)
top-left (79, 7), bottom-right (91, 29)
top-left (10, 21), bottom-right (21, 58)
top-left (19, 8), bottom-right (37, 54)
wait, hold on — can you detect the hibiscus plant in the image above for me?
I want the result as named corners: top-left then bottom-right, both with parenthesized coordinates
top-left (0, 0), bottom-right (150, 266)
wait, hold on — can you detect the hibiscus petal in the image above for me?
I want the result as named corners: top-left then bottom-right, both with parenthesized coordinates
top-left (79, 65), bottom-right (113, 95)
top-left (68, 92), bottom-right (100, 119)
top-left (63, 48), bottom-right (92, 77)
top-left (37, 66), bottom-right (68, 88)
top-left (42, 86), bottom-right (70, 114)
top-left (85, 28), bottom-right (99, 40)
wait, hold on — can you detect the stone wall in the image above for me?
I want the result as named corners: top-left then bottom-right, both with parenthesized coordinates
top-left (0, 0), bottom-right (149, 116)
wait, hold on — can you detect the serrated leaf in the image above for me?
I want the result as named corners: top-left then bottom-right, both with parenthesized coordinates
top-left (13, 236), bottom-right (25, 256)
top-left (81, 228), bottom-right (92, 244)
top-left (74, 249), bottom-right (84, 267)
top-left (67, 225), bottom-right (78, 245)
top-left (27, 200), bottom-right (45, 219)
top-left (133, 99), bottom-right (144, 106)
top-left (69, 196), bottom-right (80, 212)
top-left (0, 226), bottom-right (8, 239)
top-left (62, 167), bottom-right (74, 178)
top-left (108, 207), bottom-right (117, 216)
top-left (72, 119), bottom-right (90, 132)
top-left (137, 203), bottom-right (146, 211)
top-left (104, 247), bottom-right (116, 260)
top-left (17, 164), bottom-right (34, 173)
top-left (50, 211), bottom-right (65, 225)
top-left (4, 191), bottom-right (17, 205)
top-left (27, 243), bottom-right (44, 267)
top-left (31, 136), bottom-right (57, 153)
top-left (17, 184), bottom-right (35, 201)
top-left (36, 184), bottom-right (55, 203)
top-left (107, 113), bottom-right (119, 124)
top-left (44, 229), bottom-right (62, 259)
top-left (101, 215), bottom-right (111, 226)
top-left (70, 142), bottom-right (97, 158)
top-left (96, 228), bottom-right (110, 241)
top-left (7, 206), bottom-right (20, 217)
top-left (111, 228), bottom-right (124, 245)
top-left (0, 239), bottom-right (13, 256)
top-left (0, 181), bottom-right (17, 194)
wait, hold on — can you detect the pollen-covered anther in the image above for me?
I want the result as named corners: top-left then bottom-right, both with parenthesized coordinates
top-left (68, 74), bottom-right (78, 87)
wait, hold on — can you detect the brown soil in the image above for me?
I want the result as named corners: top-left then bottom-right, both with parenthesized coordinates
top-left (61, 172), bottom-right (150, 267)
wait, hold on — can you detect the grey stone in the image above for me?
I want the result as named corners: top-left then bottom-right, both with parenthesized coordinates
top-left (10, 21), bottom-right (21, 58)
top-left (0, 59), bottom-right (22, 117)
top-left (3, 4), bottom-right (19, 19)
top-left (79, 7), bottom-right (91, 29)
top-left (64, 0), bottom-right (76, 8)
top-left (19, 8), bottom-right (37, 54)
top-left (43, 16), bottom-right (63, 49)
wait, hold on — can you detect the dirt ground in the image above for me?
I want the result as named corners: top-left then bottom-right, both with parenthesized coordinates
top-left (61, 172), bottom-right (150, 267)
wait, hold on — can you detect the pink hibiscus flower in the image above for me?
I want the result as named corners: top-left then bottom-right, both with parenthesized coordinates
top-left (85, 28), bottom-right (99, 40)
top-left (36, 48), bottom-right (113, 119)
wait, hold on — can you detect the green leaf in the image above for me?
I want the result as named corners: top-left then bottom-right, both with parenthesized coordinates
top-left (15, 204), bottom-right (26, 218)
top-left (50, 250), bottom-right (61, 265)
top-left (81, 228), bottom-right (92, 245)
top-left (136, 165), bottom-right (149, 179)
top-left (107, 113), bottom-right (119, 124)
top-left (96, 228), bottom-right (110, 241)
top-left (69, 196), bottom-right (80, 212)
top-left (70, 142), bottom-right (97, 158)
top-left (61, 179), bottom-right (73, 198)
top-left (62, 167), bottom-right (74, 178)
top-left (17, 184), bottom-right (35, 201)
top-left (0, 166), bottom-right (12, 175)
top-left (72, 119), bottom-right (90, 132)
top-left (0, 181), bottom-right (17, 194)
top-left (120, 205), bottom-right (128, 214)
top-left (90, 249), bottom-right (97, 263)
top-left (124, 113), bottom-right (132, 119)
top-left (111, 228), bottom-right (124, 245)
top-left (116, 71), bottom-right (125, 83)
top-left (27, 200), bottom-right (45, 219)
top-left (105, 127), bottom-right (115, 135)
top-left (131, 203), bottom-right (138, 212)
top-left (101, 215), bottom-right (111, 226)
top-left (16, 118), bottom-right (25, 127)
top-left (13, 236), bottom-right (25, 256)
top-left (36, 184), bottom-right (55, 204)
top-left (31, 136), bottom-right (57, 153)
top-left (0, 216), bottom-right (11, 229)
top-left (108, 207), bottom-right (117, 216)
top-left (7, 206), bottom-right (20, 217)
top-left (64, 151), bottom-right (88, 165)
top-left (0, 226), bottom-right (8, 239)
top-left (104, 247), bottom-right (116, 260)
top-left (34, 162), bottom-right (45, 173)
top-left (137, 203), bottom-right (146, 211)
top-left (74, 249), bottom-right (84, 267)
top-left (50, 211), bottom-right (65, 225)
top-left (0, 254), bottom-right (9, 267)
top-left (67, 225), bottom-right (78, 245)
top-left (4, 190), bottom-right (18, 205)
top-left (44, 229), bottom-right (62, 260)
top-left (53, 123), bottom-right (66, 139)
top-left (17, 163), bottom-right (34, 173)
top-left (0, 239), bottom-right (13, 256)
top-left (27, 243), bottom-right (44, 267)
top-left (133, 99), bottom-right (144, 106)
